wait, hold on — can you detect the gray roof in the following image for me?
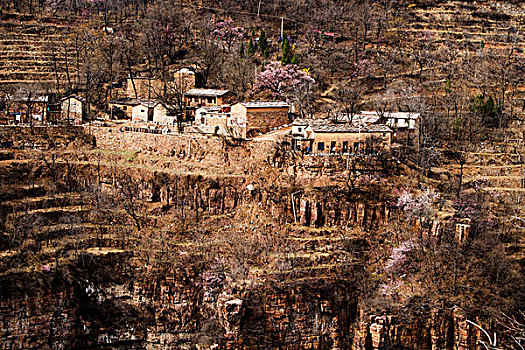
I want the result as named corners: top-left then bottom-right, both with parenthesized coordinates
top-left (109, 98), bottom-right (141, 106)
top-left (184, 88), bottom-right (229, 97)
top-left (135, 99), bottom-right (163, 108)
top-left (293, 118), bottom-right (391, 133)
top-left (196, 105), bottom-right (228, 112)
top-left (314, 123), bottom-right (392, 133)
top-left (14, 95), bottom-right (49, 103)
top-left (360, 111), bottom-right (420, 120)
top-left (241, 101), bottom-right (289, 108)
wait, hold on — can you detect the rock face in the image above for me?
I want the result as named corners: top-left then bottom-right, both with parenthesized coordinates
top-left (0, 261), bottom-right (491, 350)
top-left (0, 126), bottom-right (505, 350)
top-left (217, 294), bottom-right (244, 339)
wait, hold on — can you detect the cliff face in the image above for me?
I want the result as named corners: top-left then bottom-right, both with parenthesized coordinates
top-left (0, 126), bottom-right (511, 350)
top-left (0, 258), bottom-right (488, 350)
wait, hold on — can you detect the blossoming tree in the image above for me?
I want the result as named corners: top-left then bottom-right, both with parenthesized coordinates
top-left (255, 61), bottom-right (317, 117)
top-left (212, 19), bottom-right (245, 51)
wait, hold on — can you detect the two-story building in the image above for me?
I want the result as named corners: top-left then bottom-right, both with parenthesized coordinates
top-left (184, 89), bottom-right (231, 107)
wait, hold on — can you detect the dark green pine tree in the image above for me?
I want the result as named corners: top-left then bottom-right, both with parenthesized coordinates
top-left (247, 38), bottom-right (255, 56)
top-left (281, 35), bottom-right (291, 64)
top-left (251, 28), bottom-right (256, 39)
top-left (239, 42), bottom-right (245, 57)
top-left (264, 46), bottom-right (270, 59)
top-left (258, 29), bottom-right (268, 54)
top-left (290, 53), bottom-right (298, 65)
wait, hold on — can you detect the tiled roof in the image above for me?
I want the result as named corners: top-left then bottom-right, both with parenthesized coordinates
top-left (314, 123), bottom-right (392, 133)
top-left (360, 111), bottom-right (420, 120)
top-left (241, 101), bottom-right (289, 108)
top-left (136, 99), bottom-right (162, 108)
top-left (184, 88), bottom-right (229, 97)
top-left (293, 118), bottom-right (391, 133)
top-left (196, 105), bottom-right (226, 112)
top-left (14, 95), bottom-right (49, 103)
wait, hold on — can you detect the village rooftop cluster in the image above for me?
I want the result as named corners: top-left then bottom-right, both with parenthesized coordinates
top-left (3, 67), bottom-right (420, 154)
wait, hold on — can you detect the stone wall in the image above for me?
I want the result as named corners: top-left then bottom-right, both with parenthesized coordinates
top-left (87, 126), bottom-right (275, 169)
top-left (247, 110), bottom-right (290, 135)
top-left (0, 125), bottom-right (93, 150)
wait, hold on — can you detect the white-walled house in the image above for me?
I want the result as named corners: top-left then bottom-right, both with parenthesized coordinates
top-left (131, 101), bottom-right (168, 123)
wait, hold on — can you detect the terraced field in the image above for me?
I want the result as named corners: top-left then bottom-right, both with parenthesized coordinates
top-left (0, 14), bottom-right (81, 85)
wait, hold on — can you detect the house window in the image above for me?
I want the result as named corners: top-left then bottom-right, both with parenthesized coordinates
top-left (330, 141), bottom-right (336, 153)
top-left (317, 142), bottom-right (325, 151)
top-left (298, 127), bottom-right (302, 132)
top-left (123, 106), bottom-right (127, 110)
top-left (141, 109), bottom-right (145, 113)
top-left (342, 141), bottom-right (348, 152)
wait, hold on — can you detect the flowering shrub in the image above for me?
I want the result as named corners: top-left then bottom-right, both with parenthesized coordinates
top-left (384, 239), bottom-right (416, 273)
top-left (212, 19), bottom-right (244, 50)
top-left (255, 61), bottom-right (315, 98)
top-left (379, 280), bottom-right (404, 297)
top-left (394, 188), bottom-right (438, 221)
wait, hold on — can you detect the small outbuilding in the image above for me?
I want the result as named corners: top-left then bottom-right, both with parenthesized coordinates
top-left (60, 95), bottom-right (85, 125)
top-left (131, 100), bottom-right (168, 123)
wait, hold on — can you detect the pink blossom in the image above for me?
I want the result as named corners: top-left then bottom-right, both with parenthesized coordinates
top-left (256, 61), bottom-right (315, 98)
top-left (379, 280), bottom-right (404, 296)
top-left (394, 188), bottom-right (438, 219)
top-left (212, 19), bottom-right (244, 50)
top-left (385, 239), bottom-right (416, 273)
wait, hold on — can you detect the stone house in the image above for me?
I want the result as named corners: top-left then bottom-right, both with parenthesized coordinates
top-left (60, 95), bottom-right (85, 125)
top-left (291, 118), bottom-right (392, 154)
top-left (193, 105), bottom-right (244, 138)
top-left (195, 105), bottom-right (232, 127)
top-left (10, 95), bottom-right (49, 123)
top-left (131, 101), bottom-right (168, 123)
top-left (184, 89), bottom-right (230, 107)
top-left (230, 101), bottom-right (290, 138)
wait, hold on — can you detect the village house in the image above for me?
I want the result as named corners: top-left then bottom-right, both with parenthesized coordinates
top-left (230, 101), bottom-right (290, 138)
top-left (10, 95), bottom-right (50, 123)
top-left (195, 105), bottom-right (230, 126)
top-left (350, 111), bottom-right (421, 145)
top-left (109, 98), bottom-right (141, 119)
top-left (131, 100), bottom-right (168, 123)
top-left (291, 118), bottom-right (392, 154)
top-left (184, 89), bottom-right (231, 108)
top-left (193, 105), bottom-right (241, 137)
top-left (60, 95), bottom-right (85, 125)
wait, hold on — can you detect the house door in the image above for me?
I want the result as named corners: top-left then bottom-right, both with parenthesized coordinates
top-left (148, 107), bottom-right (154, 121)
top-left (342, 141), bottom-right (348, 153)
